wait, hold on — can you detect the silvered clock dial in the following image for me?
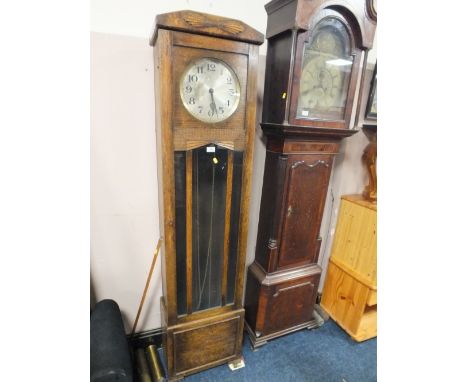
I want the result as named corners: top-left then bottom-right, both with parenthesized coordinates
top-left (180, 58), bottom-right (241, 123)
top-left (297, 17), bottom-right (353, 121)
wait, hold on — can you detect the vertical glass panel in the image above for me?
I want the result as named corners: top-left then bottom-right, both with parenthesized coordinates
top-left (174, 151), bottom-right (187, 316)
top-left (297, 17), bottom-right (353, 121)
top-left (226, 151), bottom-right (244, 304)
top-left (192, 144), bottom-right (228, 312)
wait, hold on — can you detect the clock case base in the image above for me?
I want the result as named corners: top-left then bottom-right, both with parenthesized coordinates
top-left (245, 314), bottom-right (321, 349)
top-left (244, 262), bottom-right (323, 349)
top-left (161, 298), bottom-right (245, 380)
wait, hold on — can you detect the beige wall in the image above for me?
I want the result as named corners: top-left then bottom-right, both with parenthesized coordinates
top-left (91, 33), bottom-right (161, 331)
top-left (91, 18), bottom-right (374, 333)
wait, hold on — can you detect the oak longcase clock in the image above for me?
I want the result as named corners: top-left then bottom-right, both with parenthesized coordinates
top-left (244, 0), bottom-right (376, 348)
top-left (150, 10), bottom-right (263, 380)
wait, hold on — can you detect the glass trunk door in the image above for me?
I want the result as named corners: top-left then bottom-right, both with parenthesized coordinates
top-left (174, 143), bottom-right (243, 316)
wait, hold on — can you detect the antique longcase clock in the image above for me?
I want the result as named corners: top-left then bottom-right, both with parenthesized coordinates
top-left (150, 11), bottom-right (263, 380)
top-left (244, 0), bottom-right (376, 348)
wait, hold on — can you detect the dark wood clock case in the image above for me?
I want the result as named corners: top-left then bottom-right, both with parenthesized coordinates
top-left (244, 0), bottom-right (376, 348)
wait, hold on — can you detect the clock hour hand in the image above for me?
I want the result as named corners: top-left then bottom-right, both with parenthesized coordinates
top-left (209, 88), bottom-right (218, 116)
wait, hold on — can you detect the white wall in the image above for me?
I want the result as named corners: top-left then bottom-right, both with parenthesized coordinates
top-left (91, 1), bottom-right (374, 332)
top-left (91, 0), bottom-right (269, 55)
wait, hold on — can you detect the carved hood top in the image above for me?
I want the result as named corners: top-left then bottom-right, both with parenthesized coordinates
top-left (150, 10), bottom-right (264, 46)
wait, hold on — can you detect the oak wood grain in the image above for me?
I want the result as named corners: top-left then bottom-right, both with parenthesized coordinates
top-left (154, 29), bottom-right (178, 325)
top-left (233, 43), bottom-right (259, 308)
top-left (151, 10), bottom-right (264, 47)
top-left (186, 151), bottom-right (193, 314)
top-left (221, 151), bottom-right (234, 305)
top-left (152, 13), bottom-right (263, 380)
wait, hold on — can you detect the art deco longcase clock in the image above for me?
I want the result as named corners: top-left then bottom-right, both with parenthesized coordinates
top-left (244, 0), bottom-right (376, 348)
top-left (150, 11), bottom-right (263, 380)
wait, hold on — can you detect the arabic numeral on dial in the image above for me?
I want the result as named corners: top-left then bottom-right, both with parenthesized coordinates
top-left (207, 110), bottom-right (214, 117)
top-left (188, 97), bottom-right (195, 105)
top-left (219, 106), bottom-right (224, 114)
top-left (207, 63), bottom-right (216, 71)
top-left (226, 77), bottom-right (232, 85)
top-left (185, 85), bottom-right (192, 93)
top-left (227, 100), bottom-right (230, 107)
top-left (198, 106), bottom-right (203, 114)
top-left (197, 66), bottom-right (203, 74)
top-left (188, 75), bottom-right (198, 82)
top-left (228, 89), bottom-right (235, 95)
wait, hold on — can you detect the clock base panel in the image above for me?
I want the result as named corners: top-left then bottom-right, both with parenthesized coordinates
top-left (245, 315), bottom-right (322, 349)
top-left (161, 299), bottom-right (245, 380)
top-left (244, 262), bottom-right (322, 347)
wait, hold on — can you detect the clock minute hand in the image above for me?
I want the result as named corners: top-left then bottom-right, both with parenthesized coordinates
top-left (209, 88), bottom-right (218, 116)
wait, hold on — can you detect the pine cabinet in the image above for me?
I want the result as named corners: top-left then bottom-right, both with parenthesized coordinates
top-left (321, 195), bottom-right (377, 342)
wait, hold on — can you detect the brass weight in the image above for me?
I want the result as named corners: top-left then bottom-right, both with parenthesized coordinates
top-left (146, 344), bottom-right (164, 382)
top-left (135, 348), bottom-right (152, 382)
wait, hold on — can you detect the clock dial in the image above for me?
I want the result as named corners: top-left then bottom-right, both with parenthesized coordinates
top-left (300, 57), bottom-right (343, 111)
top-left (297, 18), bottom-right (353, 121)
top-left (180, 58), bottom-right (241, 123)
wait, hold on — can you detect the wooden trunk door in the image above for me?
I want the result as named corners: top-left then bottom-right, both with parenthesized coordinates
top-left (277, 154), bottom-right (332, 269)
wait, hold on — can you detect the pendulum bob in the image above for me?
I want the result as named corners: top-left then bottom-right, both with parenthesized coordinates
top-left (135, 348), bottom-right (152, 382)
top-left (146, 345), bottom-right (164, 382)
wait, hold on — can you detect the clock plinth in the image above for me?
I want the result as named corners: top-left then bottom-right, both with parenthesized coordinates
top-left (244, 0), bottom-right (376, 348)
top-left (151, 11), bottom-right (263, 380)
